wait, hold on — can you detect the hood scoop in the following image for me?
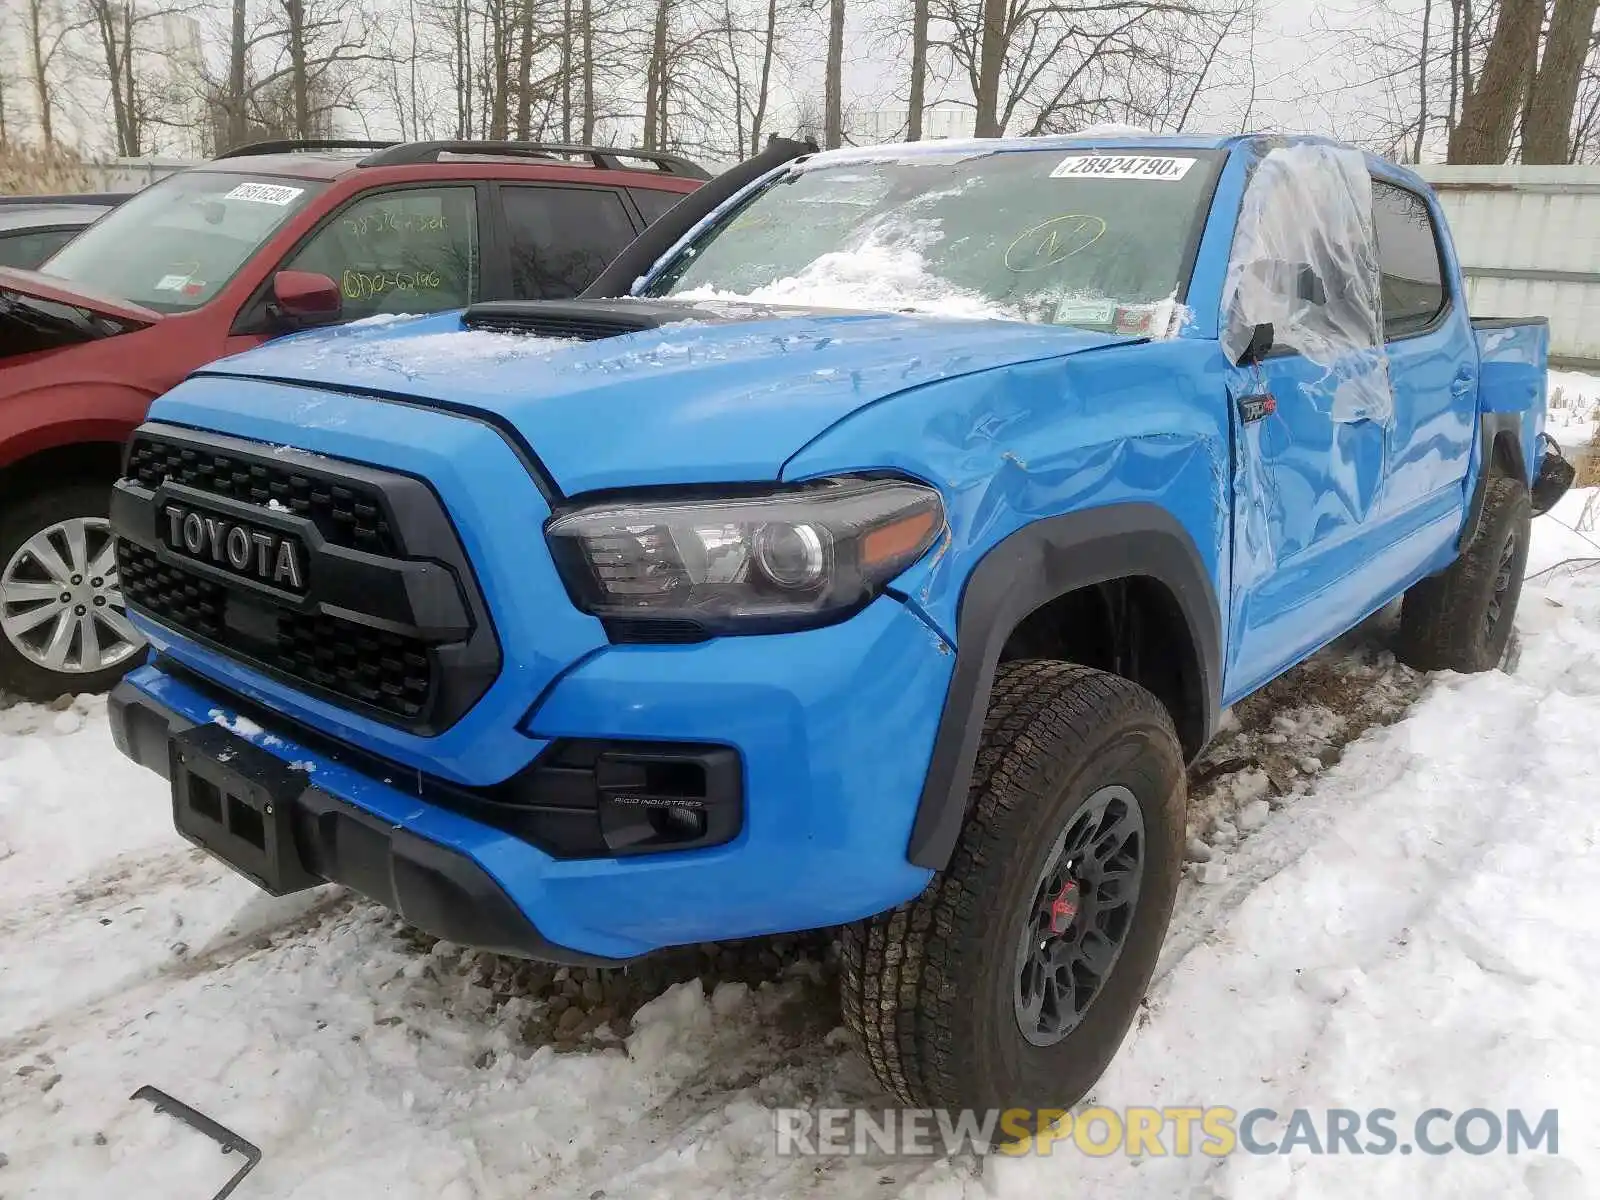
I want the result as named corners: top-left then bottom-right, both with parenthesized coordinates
top-left (462, 299), bottom-right (676, 341)
top-left (459, 297), bottom-right (851, 341)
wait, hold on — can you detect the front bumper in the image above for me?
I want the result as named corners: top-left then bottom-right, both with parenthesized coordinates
top-left (111, 595), bottom-right (952, 961)
top-left (111, 679), bottom-right (620, 965)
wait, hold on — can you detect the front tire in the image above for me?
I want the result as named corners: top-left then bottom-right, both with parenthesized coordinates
top-left (1397, 475), bottom-right (1532, 673)
top-left (841, 661), bottom-right (1185, 1114)
top-left (0, 482), bottom-right (146, 701)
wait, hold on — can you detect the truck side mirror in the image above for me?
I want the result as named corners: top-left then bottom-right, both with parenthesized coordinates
top-left (1235, 321), bottom-right (1275, 365)
top-left (271, 270), bottom-right (342, 329)
top-left (1295, 264), bottom-right (1327, 306)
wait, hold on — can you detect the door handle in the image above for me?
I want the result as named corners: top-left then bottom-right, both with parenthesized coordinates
top-left (1450, 369), bottom-right (1476, 397)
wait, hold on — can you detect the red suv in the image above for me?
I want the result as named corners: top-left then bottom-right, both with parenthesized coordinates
top-left (0, 138), bottom-right (705, 699)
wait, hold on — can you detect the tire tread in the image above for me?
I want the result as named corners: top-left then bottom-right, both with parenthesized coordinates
top-left (841, 661), bottom-right (1179, 1108)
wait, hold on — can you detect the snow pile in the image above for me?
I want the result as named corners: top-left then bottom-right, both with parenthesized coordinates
top-left (1070, 123), bottom-right (1156, 137)
top-left (1547, 370), bottom-right (1600, 451)
top-left (677, 241), bottom-right (1012, 321)
top-left (1528, 485), bottom-right (1600, 579)
top-left (338, 329), bottom-right (577, 377)
top-left (343, 312), bottom-right (424, 328)
top-left (992, 540), bottom-right (1600, 1198)
top-left (1181, 619), bottom-right (1429, 887)
top-left (260, 327), bottom-right (583, 396)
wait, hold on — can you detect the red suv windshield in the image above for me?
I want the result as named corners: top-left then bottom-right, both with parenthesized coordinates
top-left (41, 170), bottom-right (325, 313)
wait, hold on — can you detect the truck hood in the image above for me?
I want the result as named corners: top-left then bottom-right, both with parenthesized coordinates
top-left (0, 266), bottom-right (162, 358)
top-left (196, 302), bottom-right (1137, 493)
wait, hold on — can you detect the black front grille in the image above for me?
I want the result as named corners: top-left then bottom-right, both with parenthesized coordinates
top-left (118, 542), bottom-right (434, 722)
top-left (126, 436), bottom-right (397, 555)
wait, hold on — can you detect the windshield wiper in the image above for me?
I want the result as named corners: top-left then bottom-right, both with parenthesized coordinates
top-left (0, 289), bottom-right (124, 357)
top-left (0, 290), bottom-right (98, 336)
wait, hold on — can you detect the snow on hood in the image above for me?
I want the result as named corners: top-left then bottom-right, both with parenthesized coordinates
top-left (194, 307), bottom-right (1135, 493)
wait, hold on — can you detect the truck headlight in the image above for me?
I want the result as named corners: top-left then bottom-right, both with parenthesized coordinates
top-left (546, 476), bottom-right (945, 637)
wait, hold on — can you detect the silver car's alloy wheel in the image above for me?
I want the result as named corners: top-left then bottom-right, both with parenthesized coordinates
top-left (0, 517), bottom-right (144, 676)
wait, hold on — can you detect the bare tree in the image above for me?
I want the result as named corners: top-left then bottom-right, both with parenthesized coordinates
top-left (823, 0), bottom-right (842, 146)
top-left (687, 0), bottom-right (802, 156)
top-left (225, 0), bottom-right (248, 146)
top-left (642, 0), bottom-right (670, 146)
top-left (78, 0), bottom-right (140, 154)
top-left (969, 0), bottom-right (1002, 134)
top-left (191, 0), bottom-right (387, 151)
top-left (932, 0), bottom-right (1254, 138)
top-left (1523, 0), bottom-right (1599, 161)
top-left (1569, 48), bottom-right (1600, 159)
top-left (1311, 0), bottom-right (1506, 161)
top-left (1414, 0), bottom-right (1434, 159)
top-left (374, 0), bottom-right (454, 140)
top-left (907, 0), bottom-right (927, 138)
top-left (580, 0), bottom-right (595, 138)
top-left (20, 0), bottom-right (81, 146)
top-left (1449, 0), bottom-right (1542, 161)
top-left (750, 0), bottom-right (779, 151)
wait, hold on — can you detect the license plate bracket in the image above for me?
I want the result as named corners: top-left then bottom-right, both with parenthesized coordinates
top-left (170, 723), bottom-right (320, 895)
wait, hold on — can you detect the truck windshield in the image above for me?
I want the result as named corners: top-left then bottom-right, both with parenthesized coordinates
top-left (646, 148), bottom-right (1220, 329)
top-left (40, 170), bottom-right (324, 313)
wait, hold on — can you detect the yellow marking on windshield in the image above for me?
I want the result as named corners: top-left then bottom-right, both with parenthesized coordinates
top-left (1004, 215), bottom-right (1107, 273)
top-left (342, 269), bottom-right (445, 301)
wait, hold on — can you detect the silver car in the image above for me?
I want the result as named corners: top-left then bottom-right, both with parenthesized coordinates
top-left (0, 195), bottom-right (128, 270)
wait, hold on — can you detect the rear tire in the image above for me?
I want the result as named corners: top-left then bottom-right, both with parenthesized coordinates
top-left (1397, 475), bottom-right (1531, 673)
top-left (0, 482), bottom-right (145, 702)
top-left (841, 661), bottom-right (1185, 1114)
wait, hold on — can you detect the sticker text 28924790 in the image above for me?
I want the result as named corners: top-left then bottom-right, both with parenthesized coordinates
top-left (222, 182), bottom-right (306, 206)
top-left (1050, 155), bottom-right (1196, 182)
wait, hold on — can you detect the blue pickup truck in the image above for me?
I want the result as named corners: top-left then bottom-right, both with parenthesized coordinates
top-left (107, 133), bottom-right (1572, 1117)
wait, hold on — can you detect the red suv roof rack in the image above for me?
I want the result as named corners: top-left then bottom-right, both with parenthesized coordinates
top-left (357, 140), bottom-right (711, 180)
top-left (216, 139), bottom-right (400, 158)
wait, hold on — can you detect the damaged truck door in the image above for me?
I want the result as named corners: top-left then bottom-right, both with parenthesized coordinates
top-left (1222, 144), bottom-right (1494, 698)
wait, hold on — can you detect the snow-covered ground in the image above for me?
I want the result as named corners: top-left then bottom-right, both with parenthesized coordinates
top-left (1546, 370), bottom-right (1600, 454)
top-left (4, 503), bottom-right (1600, 1198)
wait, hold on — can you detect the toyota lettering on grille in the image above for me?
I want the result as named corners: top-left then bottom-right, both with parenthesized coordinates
top-left (162, 504), bottom-right (306, 593)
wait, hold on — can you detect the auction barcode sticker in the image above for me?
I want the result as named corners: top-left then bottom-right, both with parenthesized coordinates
top-left (1050, 155), bottom-right (1196, 181)
top-left (223, 182), bottom-right (306, 205)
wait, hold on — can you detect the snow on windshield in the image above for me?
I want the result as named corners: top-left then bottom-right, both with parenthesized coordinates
top-left (651, 149), bottom-right (1219, 334)
top-left (675, 238), bottom-right (1013, 320)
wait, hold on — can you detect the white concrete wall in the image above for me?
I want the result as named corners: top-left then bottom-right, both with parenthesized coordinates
top-left (1415, 164), bottom-right (1600, 369)
top-left (81, 157), bottom-right (196, 192)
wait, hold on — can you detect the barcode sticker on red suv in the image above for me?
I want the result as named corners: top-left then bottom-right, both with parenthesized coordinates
top-left (1050, 155), bottom-right (1196, 181)
top-left (223, 182), bottom-right (306, 206)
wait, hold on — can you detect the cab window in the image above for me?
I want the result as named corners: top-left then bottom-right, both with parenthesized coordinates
top-left (284, 187), bottom-right (479, 319)
top-left (502, 186), bottom-right (637, 300)
top-left (1371, 180), bottom-right (1449, 339)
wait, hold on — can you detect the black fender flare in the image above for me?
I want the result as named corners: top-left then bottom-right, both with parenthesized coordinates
top-left (1459, 412), bottom-right (1528, 553)
top-left (906, 503), bottom-right (1223, 870)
